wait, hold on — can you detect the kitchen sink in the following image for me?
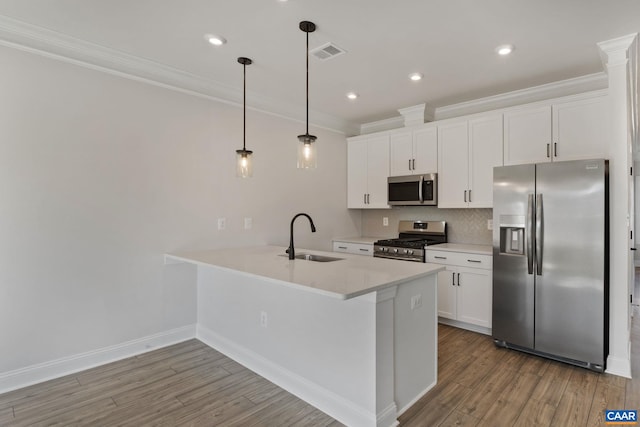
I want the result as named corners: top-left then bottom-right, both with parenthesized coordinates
top-left (280, 253), bottom-right (344, 262)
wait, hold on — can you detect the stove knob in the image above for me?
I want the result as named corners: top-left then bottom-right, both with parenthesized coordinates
top-left (382, 247), bottom-right (388, 252)
top-left (408, 250), bottom-right (414, 255)
top-left (403, 249), bottom-right (409, 254)
top-left (392, 248), bottom-right (399, 254)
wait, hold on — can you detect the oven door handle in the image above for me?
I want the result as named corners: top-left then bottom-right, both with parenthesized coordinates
top-left (418, 176), bottom-right (424, 204)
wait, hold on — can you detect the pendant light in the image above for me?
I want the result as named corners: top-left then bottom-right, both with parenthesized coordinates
top-left (297, 21), bottom-right (317, 169)
top-left (236, 57), bottom-right (253, 178)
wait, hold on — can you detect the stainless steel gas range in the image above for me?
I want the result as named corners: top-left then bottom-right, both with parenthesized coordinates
top-left (374, 220), bottom-right (447, 262)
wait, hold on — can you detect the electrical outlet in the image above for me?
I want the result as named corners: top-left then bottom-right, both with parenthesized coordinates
top-left (260, 311), bottom-right (268, 328)
top-left (217, 218), bottom-right (226, 230)
top-left (410, 294), bottom-right (422, 310)
top-left (244, 217), bottom-right (252, 230)
top-left (383, 217), bottom-right (389, 227)
top-left (487, 219), bottom-right (493, 231)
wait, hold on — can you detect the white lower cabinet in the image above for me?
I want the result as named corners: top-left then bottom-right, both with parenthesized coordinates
top-left (427, 249), bottom-right (492, 334)
top-left (332, 241), bottom-right (374, 256)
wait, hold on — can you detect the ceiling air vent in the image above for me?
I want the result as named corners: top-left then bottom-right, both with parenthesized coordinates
top-left (310, 42), bottom-right (346, 60)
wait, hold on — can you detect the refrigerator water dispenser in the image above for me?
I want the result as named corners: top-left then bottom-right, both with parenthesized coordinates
top-left (500, 227), bottom-right (525, 255)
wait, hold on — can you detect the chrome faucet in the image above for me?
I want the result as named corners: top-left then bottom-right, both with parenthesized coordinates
top-left (287, 213), bottom-right (316, 260)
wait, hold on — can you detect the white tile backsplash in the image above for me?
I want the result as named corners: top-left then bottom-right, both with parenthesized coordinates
top-left (361, 207), bottom-right (493, 245)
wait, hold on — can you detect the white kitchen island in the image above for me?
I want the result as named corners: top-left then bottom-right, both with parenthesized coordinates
top-left (165, 246), bottom-right (444, 427)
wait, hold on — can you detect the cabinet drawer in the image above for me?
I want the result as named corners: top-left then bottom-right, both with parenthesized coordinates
top-left (333, 242), bottom-right (374, 256)
top-left (426, 250), bottom-right (491, 269)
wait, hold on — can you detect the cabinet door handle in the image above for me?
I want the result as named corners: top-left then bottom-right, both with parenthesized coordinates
top-left (457, 273), bottom-right (461, 286)
top-left (452, 272), bottom-right (456, 286)
top-left (546, 143), bottom-right (550, 158)
top-left (409, 159), bottom-right (412, 170)
top-left (367, 194), bottom-right (370, 204)
top-left (464, 190), bottom-right (467, 202)
top-left (364, 194), bottom-right (367, 204)
top-left (412, 158), bottom-right (416, 170)
top-left (467, 259), bottom-right (482, 263)
top-left (469, 189), bottom-right (472, 203)
top-left (554, 142), bottom-right (558, 157)
top-left (434, 256), bottom-right (447, 259)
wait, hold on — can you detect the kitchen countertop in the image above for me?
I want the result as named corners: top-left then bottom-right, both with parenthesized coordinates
top-left (426, 243), bottom-right (492, 255)
top-left (165, 245), bottom-right (443, 300)
top-left (332, 236), bottom-right (381, 245)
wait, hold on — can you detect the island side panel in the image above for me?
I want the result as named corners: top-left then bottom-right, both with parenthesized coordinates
top-left (394, 274), bottom-right (438, 414)
top-left (196, 265), bottom-right (380, 426)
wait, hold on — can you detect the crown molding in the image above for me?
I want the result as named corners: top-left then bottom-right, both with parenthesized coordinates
top-left (360, 116), bottom-right (405, 135)
top-left (435, 73), bottom-right (608, 120)
top-left (356, 73), bottom-right (608, 136)
top-left (0, 14), bottom-right (357, 136)
top-left (598, 33), bottom-right (638, 68)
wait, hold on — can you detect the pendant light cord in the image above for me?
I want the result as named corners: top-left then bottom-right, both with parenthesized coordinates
top-left (305, 28), bottom-right (309, 136)
top-left (243, 61), bottom-right (247, 151)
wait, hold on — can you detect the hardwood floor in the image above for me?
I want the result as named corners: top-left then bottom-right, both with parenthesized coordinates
top-left (1, 273), bottom-right (638, 426)
top-left (0, 340), bottom-right (342, 427)
top-left (400, 271), bottom-right (640, 427)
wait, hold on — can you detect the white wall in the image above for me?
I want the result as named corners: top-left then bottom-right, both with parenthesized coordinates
top-left (0, 44), bottom-right (359, 376)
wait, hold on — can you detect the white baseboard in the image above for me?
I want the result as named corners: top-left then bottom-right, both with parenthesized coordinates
top-left (0, 324), bottom-right (197, 394)
top-left (438, 318), bottom-right (492, 336)
top-left (196, 324), bottom-right (383, 427)
top-left (605, 354), bottom-right (632, 378)
top-left (396, 379), bottom-right (437, 416)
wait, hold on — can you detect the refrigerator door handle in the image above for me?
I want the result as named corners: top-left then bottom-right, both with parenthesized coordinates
top-left (536, 194), bottom-right (544, 275)
top-left (527, 194), bottom-right (535, 275)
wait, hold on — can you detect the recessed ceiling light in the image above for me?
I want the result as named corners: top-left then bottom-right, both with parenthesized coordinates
top-left (496, 44), bottom-right (514, 56)
top-left (409, 72), bottom-right (423, 82)
top-left (205, 34), bottom-right (227, 46)
top-left (346, 92), bottom-right (358, 100)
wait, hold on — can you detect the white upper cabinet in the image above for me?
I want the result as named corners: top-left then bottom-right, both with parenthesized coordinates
top-left (552, 95), bottom-right (607, 161)
top-left (504, 92), bottom-right (607, 165)
top-left (347, 134), bottom-right (390, 209)
top-left (468, 114), bottom-right (504, 207)
top-left (438, 114), bottom-right (503, 208)
top-left (504, 105), bottom-right (552, 165)
top-left (438, 121), bottom-right (469, 208)
top-left (389, 126), bottom-right (437, 176)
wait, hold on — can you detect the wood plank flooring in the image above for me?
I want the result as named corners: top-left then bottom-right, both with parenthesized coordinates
top-left (400, 271), bottom-right (640, 427)
top-left (0, 340), bottom-right (342, 427)
top-left (1, 273), bottom-right (638, 426)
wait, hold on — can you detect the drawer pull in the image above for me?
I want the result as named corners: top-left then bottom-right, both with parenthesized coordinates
top-left (434, 256), bottom-right (447, 260)
top-left (467, 259), bottom-right (482, 263)
top-left (338, 246), bottom-right (347, 249)
top-left (359, 248), bottom-right (370, 252)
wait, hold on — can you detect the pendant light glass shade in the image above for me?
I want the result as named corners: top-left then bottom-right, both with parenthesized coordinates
top-left (236, 149), bottom-right (253, 178)
top-left (236, 57), bottom-right (253, 178)
top-left (297, 21), bottom-right (317, 169)
top-left (297, 134), bottom-right (317, 169)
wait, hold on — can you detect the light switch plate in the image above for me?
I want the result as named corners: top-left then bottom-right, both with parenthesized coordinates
top-left (383, 217), bottom-right (389, 227)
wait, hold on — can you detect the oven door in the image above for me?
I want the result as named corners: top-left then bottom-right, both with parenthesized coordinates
top-left (388, 174), bottom-right (437, 206)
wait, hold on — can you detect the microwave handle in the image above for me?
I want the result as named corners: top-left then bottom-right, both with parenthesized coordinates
top-left (418, 176), bottom-right (424, 203)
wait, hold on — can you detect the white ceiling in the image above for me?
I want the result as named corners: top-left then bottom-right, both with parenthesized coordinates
top-left (0, 0), bottom-right (638, 132)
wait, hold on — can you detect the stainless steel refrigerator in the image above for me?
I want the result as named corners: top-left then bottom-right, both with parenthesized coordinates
top-left (492, 159), bottom-right (609, 372)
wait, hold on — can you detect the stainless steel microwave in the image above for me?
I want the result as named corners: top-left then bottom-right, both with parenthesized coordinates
top-left (388, 174), bottom-right (437, 206)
